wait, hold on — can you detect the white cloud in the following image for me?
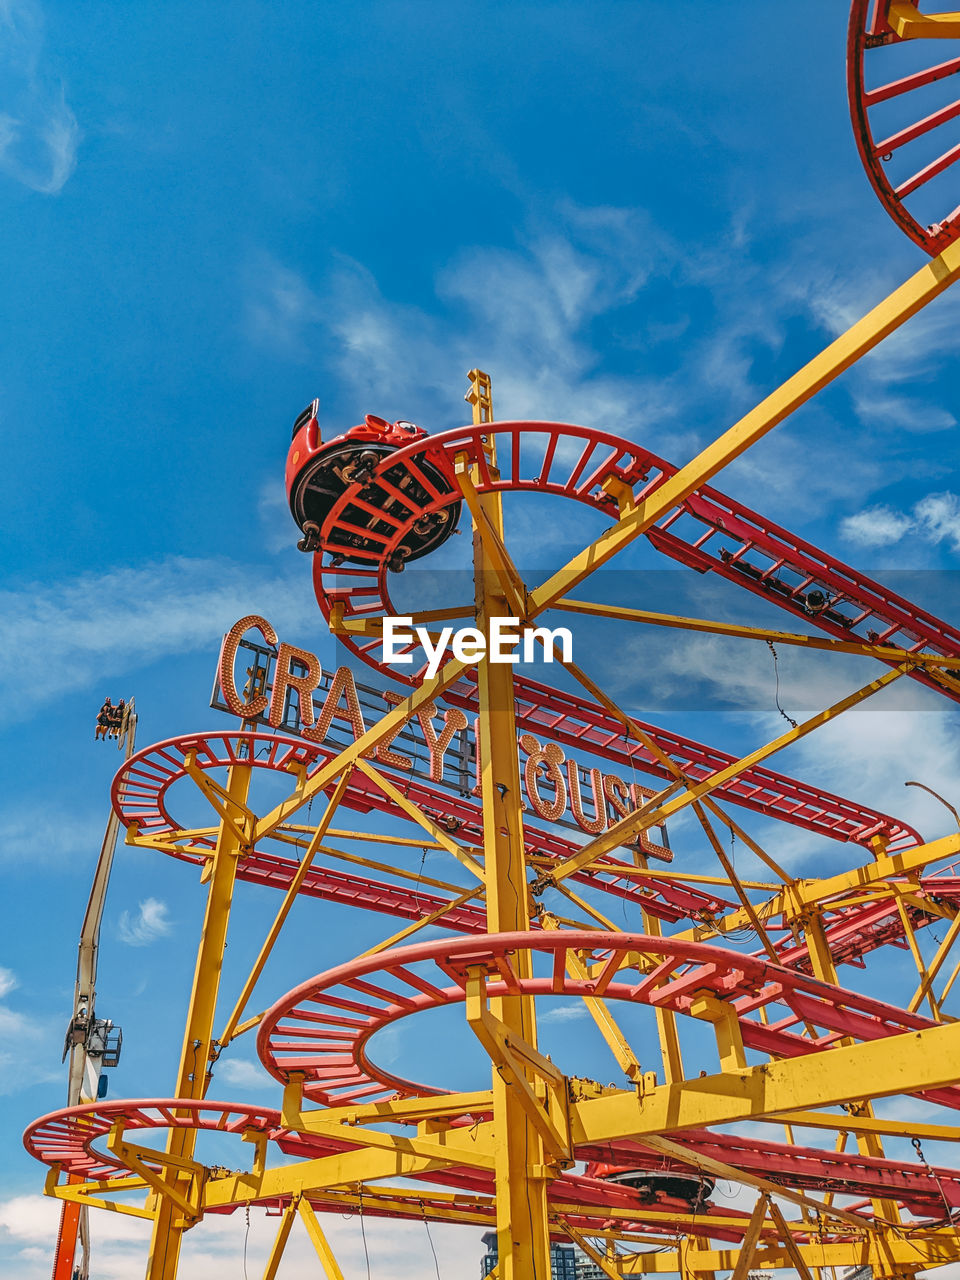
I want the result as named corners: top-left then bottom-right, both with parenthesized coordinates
top-left (0, 803), bottom-right (103, 866)
top-left (0, 982), bottom-right (58, 1095)
top-left (0, 2), bottom-right (78, 195)
top-left (243, 208), bottom-right (685, 448)
top-left (241, 199), bottom-right (959, 551)
top-left (915, 492), bottom-right (960, 552)
top-left (788, 706), bottom-right (960, 848)
top-left (116, 897), bottom-right (172, 946)
top-left (244, 254), bottom-right (323, 357)
top-left (840, 503), bottom-right (916, 548)
top-left (0, 1190), bottom-right (486, 1280)
top-left (539, 1002), bottom-right (590, 1023)
top-left (840, 490), bottom-right (960, 553)
top-left (0, 556), bottom-right (323, 720)
top-left (216, 1057), bottom-right (271, 1089)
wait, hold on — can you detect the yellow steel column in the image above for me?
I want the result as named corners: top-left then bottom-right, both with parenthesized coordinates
top-left (468, 372), bottom-right (553, 1280)
top-left (801, 911), bottom-right (903, 1233)
top-left (144, 758), bottom-right (252, 1280)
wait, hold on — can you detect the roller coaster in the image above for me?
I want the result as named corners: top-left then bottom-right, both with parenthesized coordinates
top-left (28, 5), bottom-right (960, 1279)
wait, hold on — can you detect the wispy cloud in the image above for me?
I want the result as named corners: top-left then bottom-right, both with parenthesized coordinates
top-left (117, 897), bottom-right (172, 946)
top-left (0, 1191), bottom-right (483, 1280)
top-left (216, 1057), bottom-right (271, 1089)
top-left (841, 490), bottom-right (960, 553)
top-left (0, 803), bottom-right (103, 867)
top-left (539, 1002), bottom-right (590, 1023)
top-left (0, 1), bottom-right (79, 194)
top-left (243, 206), bottom-right (685, 447)
top-left (244, 253), bottom-right (323, 357)
top-left (0, 556), bottom-right (323, 720)
top-left (0, 972), bottom-right (58, 1095)
top-left (243, 199), bottom-right (958, 542)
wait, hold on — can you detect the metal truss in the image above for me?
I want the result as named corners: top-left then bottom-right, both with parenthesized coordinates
top-left (27, 7), bottom-right (960, 1278)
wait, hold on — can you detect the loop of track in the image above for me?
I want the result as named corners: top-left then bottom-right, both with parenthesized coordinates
top-left (257, 930), bottom-right (960, 1109)
top-left (110, 731), bottom-right (954, 985)
top-left (110, 730), bottom-right (741, 929)
top-left (22, 1099), bottom-right (339, 1183)
top-left (848, 0), bottom-right (960, 254)
top-left (314, 420), bottom-right (672, 681)
top-left (112, 732), bottom-right (326, 842)
top-left (25, 1095), bottom-right (960, 1224)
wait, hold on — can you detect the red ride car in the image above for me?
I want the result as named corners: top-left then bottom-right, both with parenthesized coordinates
top-left (285, 400), bottom-right (461, 567)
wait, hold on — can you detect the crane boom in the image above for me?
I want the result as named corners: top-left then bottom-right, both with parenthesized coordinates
top-left (53, 700), bottom-right (137, 1280)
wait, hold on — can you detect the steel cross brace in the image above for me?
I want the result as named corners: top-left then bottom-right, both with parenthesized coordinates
top-left (107, 1124), bottom-right (203, 1227)
top-left (465, 966), bottom-right (574, 1166)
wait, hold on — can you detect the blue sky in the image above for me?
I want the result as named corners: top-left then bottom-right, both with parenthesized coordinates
top-left (2, 2), bottom-right (960, 1277)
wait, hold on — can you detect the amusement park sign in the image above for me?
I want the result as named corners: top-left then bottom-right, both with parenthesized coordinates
top-left (213, 614), bottom-right (670, 859)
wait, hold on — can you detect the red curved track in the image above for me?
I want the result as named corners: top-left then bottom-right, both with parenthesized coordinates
top-left (848, 0), bottom-right (960, 254)
top-left (313, 422), bottom-right (960, 711)
top-left (257, 930), bottom-right (960, 1109)
top-left (110, 729), bottom-right (959, 977)
top-left (25, 1089), bottom-right (960, 1229)
top-left (14, 1100), bottom-right (789, 1241)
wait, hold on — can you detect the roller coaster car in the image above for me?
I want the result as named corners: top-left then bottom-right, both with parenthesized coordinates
top-left (588, 1162), bottom-right (715, 1209)
top-left (285, 399), bottom-right (462, 565)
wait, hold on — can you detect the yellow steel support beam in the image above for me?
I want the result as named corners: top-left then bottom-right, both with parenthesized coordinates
top-left (889, 2), bottom-right (960, 38)
top-left (570, 1016), bottom-right (960, 1144)
top-left (203, 1144), bottom-right (478, 1209)
top-left (730, 1195), bottom-right (770, 1280)
top-left (454, 460), bottom-right (529, 619)
top-left (558, 1217), bottom-right (624, 1280)
top-left (545, 922), bottom-right (646, 1083)
top-left (766, 1199), bottom-right (816, 1280)
top-left (218, 770), bottom-right (352, 1047)
top-left (641, 1134), bottom-right (876, 1232)
top-left (675, 829), bottom-right (960, 948)
top-left (557, 596), bottom-right (960, 669)
top-left (543, 665), bottom-right (909, 887)
top-left (270, 829), bottom-right (467, 892)
top-left (261, 1199), bottom-right (298, 1280)
top-left (465, 367), bottom-right (494, 422)
top-left (617, 1235), bottom-right (960, 1274)
top-left (145, 758), bottom-right (251, 1280)
top-left (769, 1109), bottom-right (960, 1143)
top-left (539, 635), bottom-right (791, 885)
top-left (636, 895), bottom-right (685, 1085)
top-left (286, 1115), bottom-right (497, 1172)
top-left (353, 757), bottom-right (486, 880)
top-left (470, 407), bottom-right (554, 1280)
top-left (288, 1084), bottom-right (494, 1129)
top-left (909, 908), bottom-right (960, 1014)
top-left (525, 237), bottom-right (960, 617)
top-left (108, 1132), bottom-right (202, 1226)
top-left (297, 1199), bottom-right (346, 1280)
top-left (690, 801), bottom-right (784, 969)
top-left (465, 967), bottom-right (573, 1161)
top-left (182, 752), bottom-right (255, 845)
top-left (357, 883), bottom-right (485, 957)
top-left (895, 893), bottom-right (941, 1019)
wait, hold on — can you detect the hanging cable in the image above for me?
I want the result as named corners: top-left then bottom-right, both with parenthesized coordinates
top-left (912, 1136), bottom-right (959, 1227)
top-left (242, 1205), bottom-right (250, 1280)
top-left (421, 1200), bottom-right (443, 1280)
top-left (766, 640), bottom-right (798, 729)
top-left (358, 1189), bottom-right (371, 1280)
